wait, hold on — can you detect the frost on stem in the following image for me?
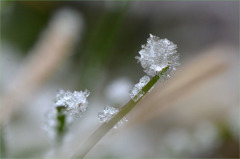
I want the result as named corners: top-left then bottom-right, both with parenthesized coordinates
top-left (44, 90), bottom-right (90, 140)
top-left (129, 75), bottom-right (150, 102)
top-left (55, 89), bottom-right (90, 117)
top-left (98, 105), bottom-right (128, 129)
top-left (136, 34), bottom-right (180, 79)
top-left (44, 107), bottom-right (58, 139)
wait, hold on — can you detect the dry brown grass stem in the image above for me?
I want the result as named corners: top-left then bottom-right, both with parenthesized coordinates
top-left (1, 9), bottom-right (83, 126)
top-left (127, 45), bottom-right (233, 126)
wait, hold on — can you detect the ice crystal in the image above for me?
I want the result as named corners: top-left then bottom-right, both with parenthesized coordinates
top-left (44, 89), bottom-right (90, 139)
top-left (136, 34), bottom-right (180, 77)
top-left (98, 105), bottom-right (128, 129)
top-left (129, 75), bottom-right (150, 102)
top-left (114, 116), bottom-right (128, 129)
top-left (55, 89), bottom-right (90, 117)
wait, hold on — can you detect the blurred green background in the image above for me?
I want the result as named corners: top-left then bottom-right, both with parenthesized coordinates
top-left (1, 1), bottom-right (239, 158)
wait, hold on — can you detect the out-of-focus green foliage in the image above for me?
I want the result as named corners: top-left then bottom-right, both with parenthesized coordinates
top-left (74, 4), bottom-right (129, 89)
top-left (1, 2), bottom-right (54, 54)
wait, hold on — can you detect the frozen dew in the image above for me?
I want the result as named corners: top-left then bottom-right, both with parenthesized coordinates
top-left (114, 116), bottom-right (128, 129)
top-left (98, 105), bottom-right (119, 122)
top-left (136, 34), bottom-right (180, 78)
top-left (98, 105), bottom-right (128, 129)
top-left (44, 89), bottom-right (90, 139)
top-left (55, 89), bottom-right (90, 118)
top-left (129, 75), bottom-right (150, 102)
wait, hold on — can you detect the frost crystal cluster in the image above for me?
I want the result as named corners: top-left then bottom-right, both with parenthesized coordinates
top-left (136, 34), bottom-right (180, 77)
top-left (98, 105), bottom-right (128, 128)
top-left (55, 89), bottom-right (90, 117)
top-left (44, 89), bottom-right (90, 139)
top-left (129, 75), bottom-right (150, 102)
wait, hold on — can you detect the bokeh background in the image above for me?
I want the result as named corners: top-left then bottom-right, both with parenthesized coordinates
top-left (1, 1), bottom-right (239, 158)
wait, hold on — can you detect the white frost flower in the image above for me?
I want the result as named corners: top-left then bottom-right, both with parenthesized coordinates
top-left (55, 89), bottom-right (90, 117)
top-left (98, 105), bottom-right (128, 128)
top-left (44, 89), bottom-right (90, 139)
top-left (136, 34), bottom-right (180, 77)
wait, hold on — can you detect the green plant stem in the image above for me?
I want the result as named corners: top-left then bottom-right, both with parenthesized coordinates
top-left (56, 106), bottom-right (66, 143)
top-left (74, 66), bottom-right (169, 158)
top-left (1, 127), bottom-right (7, 158)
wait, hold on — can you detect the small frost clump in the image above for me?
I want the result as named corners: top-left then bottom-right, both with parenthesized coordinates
top-left (129, 75), bottom-right (150, 102)
top-left (55, 89), bottom-right (90, 117)
top-left (98, 105), bottom-right (128, 128)
top-left (136, 34), bottom-right (180, 77)
top-left (44, 89), bottom-right (90, 139)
